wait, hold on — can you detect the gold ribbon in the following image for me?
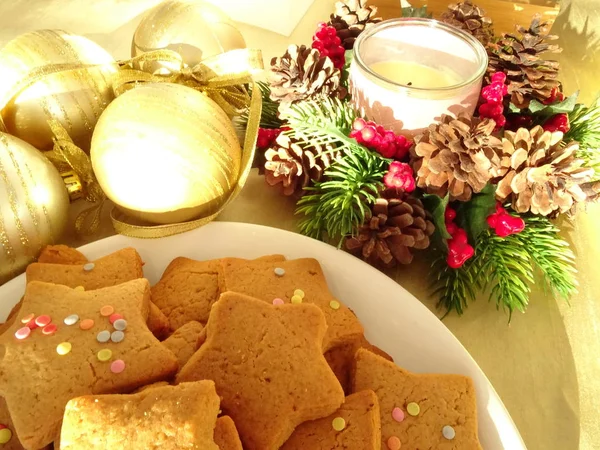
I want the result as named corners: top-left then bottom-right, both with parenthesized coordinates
top-left (108, 48), bottom-right (263, 238)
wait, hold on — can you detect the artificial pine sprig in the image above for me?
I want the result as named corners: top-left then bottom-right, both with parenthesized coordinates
top-left (431, 252), bottom-right (479, 317)
top-left (565, 97), bottom-right (600, 181)
top-left (296, 145), bottom-right (389, 243)
top-left (241, 81), bottom-right (283, 129)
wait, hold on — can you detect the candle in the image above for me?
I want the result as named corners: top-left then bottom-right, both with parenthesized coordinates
top-left (349, 18), bottom-right (488, 137)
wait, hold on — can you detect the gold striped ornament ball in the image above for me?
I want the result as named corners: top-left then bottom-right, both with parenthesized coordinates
top-left (0, 30), bottom-right (118, 152)
top-left (90, 83), bottom-right (242, 225)
top-left (0, 132), bottom-right (70, 284)
top-left (132, 0), bottom-right (246, 67)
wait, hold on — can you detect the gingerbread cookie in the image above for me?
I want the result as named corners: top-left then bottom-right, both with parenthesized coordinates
top-left (61, 381), bottom-right (220, 449)
top-left (37, 245), bottom-right (88, 265)
top-left (152, 255), bottom-right (285, 331)
top-left (214, 416), bottom-right (243, 450)
top-left (0, 279), bottom-right (178, 449)
top-left (353, 349), bottom-right (482, 450)
top-left (163, 321), bottom-right (204, 370)
top-left (281, 390), bottom-right (381, 450)
top-left (0, 397), bottom-right (23, 450)
top-left (176, 292), bottom-right (344, 450)
top-left (219, 258), bottom-right (363, 351)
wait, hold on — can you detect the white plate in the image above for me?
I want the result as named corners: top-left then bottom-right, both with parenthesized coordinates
top-left (0, 222), bottom-right (525, 449)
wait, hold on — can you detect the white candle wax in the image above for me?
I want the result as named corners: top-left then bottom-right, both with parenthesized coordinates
top-left (369, 61), bottom-right (462, 89)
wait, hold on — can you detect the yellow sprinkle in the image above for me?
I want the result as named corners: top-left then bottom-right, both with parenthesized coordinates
top-left (332, 417), bottom-right (346, 431)
top-left (407, 402), bottom-right (420, 416)
top-left (56, 342), bottom-right (72, 356)
top-left (0, 428), bottom-right (12, 444)
top-left (74, 286), bottom-right (85, 291)
top-left (97, 349), bottom-right (113, 362)
top-left (293, 289), bottom-right (305, 299)
top-left (291, 295), bottom-right (303, 304)
top-left (329, 300), bottom-right (340, 310)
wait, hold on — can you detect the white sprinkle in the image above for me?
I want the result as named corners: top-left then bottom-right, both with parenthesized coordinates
top-left (442, 425), bottom-right (456, 440)
top-left (97, 330), bottom-right (111, 343)
top-left (113, 319), bottom-right (127, 331)
top-left (83, 263), bottom-right (95, 272)
top-left (111, 331), bottom-right (125, 343)
top-left (274, 267), bottom-right (285, 277)
top-left (64, 314), bottom-right (79, 326)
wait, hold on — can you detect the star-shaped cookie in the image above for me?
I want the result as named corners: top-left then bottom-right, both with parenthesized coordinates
top-left (0, 279), bottom-right (178, 449)
top-left (353, 349), bottom-right (482, 450)
top-left (176, 292), bottom-right (345, 450)
top-left (60, 381), bottom-right (220, 449)
top-left (219, 258), bottom-right (364, 351)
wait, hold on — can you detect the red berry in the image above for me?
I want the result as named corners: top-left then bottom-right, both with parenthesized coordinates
top-left (352, 118), bottom-right (366, 131)
top-left (491, 72), bottom-right (507, 84)
top-left (446, 222), bottom-right (459, 235)
top-left (361, 126), bottom-right (377, 143)
top-left (444, 207), bottom-right (457, 222)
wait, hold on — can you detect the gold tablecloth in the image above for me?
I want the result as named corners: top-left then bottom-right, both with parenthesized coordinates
top-left (2, 0), bottom-right (598, 448)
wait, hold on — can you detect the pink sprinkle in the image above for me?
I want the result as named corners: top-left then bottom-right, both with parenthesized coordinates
top-left (392, 407), bottom-right (405, 423)
top-left (42, 324), bottom-right (57, 335)
top-left (15, 327), bottom-right (31, 340)
top-left (110, 359), bottom-right (126, 374)
top-left (272, 298), bottom-right (284, 305)
top-left (109, 313), bottom-right (123, 324)
top-left (35, 315), bottom-right (51, 327)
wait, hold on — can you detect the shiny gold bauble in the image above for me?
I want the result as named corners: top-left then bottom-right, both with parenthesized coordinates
top-left (90, 83), bottom-right (242, 225)
top-left (0, 132), bottom-right (70, 285)
top-left (132, 0), bottom-right (246, 67)
top-left (0, 30), bottom-right (118, 152)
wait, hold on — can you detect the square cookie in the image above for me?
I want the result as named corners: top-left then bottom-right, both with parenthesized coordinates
top-left (214, 416), bottom-right (243, 450)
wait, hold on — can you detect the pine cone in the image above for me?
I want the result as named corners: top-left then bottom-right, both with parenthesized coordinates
top-left (487, 14), bottom-right (561, 109)
top-left (269, 45), bottom-right (342, 111)
top-left (346, 192), bottom-right (435, 267)
top-left (411, 113), bottom-right (503, 201)
top-left (264, 134), bottom-right (338, 196)
top-left (328, 0), bottom-right (382, 50)
top-left (495, 126), bottom-right (594, 216)
top-left (441, 1), bottom-right (494, 46)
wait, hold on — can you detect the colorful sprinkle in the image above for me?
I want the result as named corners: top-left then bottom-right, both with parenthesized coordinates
top-left (392, 407), bottom-right (405, 423)
top-left (21, 313), bottom-right (35, 324)
top-left (15, 327), bottom-right (31, 340)
top-left (406, 402), bottom-right (420, 416)
top-left (64, 314), bottom-right (79, 326)
top-left (100, 305), bottom-right (114, 317)
top-left (0, 427), bottom-right (11, 444)
top-left (25, 319), bottom-right (38, 329)
top-left (332, 417), bottom-right (346, 431)
top-left (97, 330), bottom-right (111, 343)
top-left (272, 298), bottom-right (284, 305)
top-left (56, 342), bottom-right (72, 355)
top-left (34, 315), bottom-right (51, 327)
top-left (442, 425), bottom-right (456, 440)
top-left (290, 295), bottom-right (303, 304)
top-left (74, 286), bottom-right (85, 291)
top-left (110, 359), bottom-right (126, 374)
top-left (113, 319), bottom-right (127, 331)
top-left (111, 331), bottom-right (125, 343)
top-left (293, 289), bottom-right (305, 298)
top-left (42, 324), bottom-right (57, 335)
top-left (387, 436), bottom-right (402, 450)
top-left (329, 300), bottom-right (340, 310)
top-left (80, 319), bottom-right (95, 330)
top-left (109, 313), bottom-right (123, 324)
top-left (97, 349), bottom-right (112, 362)
top-left (274, 267), bottom-right (285, 277)
top-left (83, 263), bottom-right (95, 271)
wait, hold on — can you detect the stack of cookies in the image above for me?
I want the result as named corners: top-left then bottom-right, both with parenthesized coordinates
top-left (0, 245), bottom-right (482, 450)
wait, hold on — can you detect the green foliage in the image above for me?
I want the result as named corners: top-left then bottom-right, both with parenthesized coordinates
top-left (431, 252), bottom-right (480, 317)
top-left (341, 50), bottom-right (354, 89)
top-left (296, 146), bottom-right (389, 244)
top-left (455, 184), bottom-right (497, 245)
top-left (565, 96), bottom-right (600, 181)
top-left (528, 91), bottom-right (579, 116)
top-left (240, 81), bottom-right (283, 129)
top-left (401, 6), bottom-right (432, 18)
top-left (422, 194), bottom-right (451, 248)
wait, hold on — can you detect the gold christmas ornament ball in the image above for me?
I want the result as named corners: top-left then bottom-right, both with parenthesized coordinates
top-left (132, 0), bottom-right (246, 67)
top-left (0, 132), bottom-right (70, 285)
top-left (90, 83), bottom-right (242, 225)
top-left (0, 30), bottom-right (118, 152)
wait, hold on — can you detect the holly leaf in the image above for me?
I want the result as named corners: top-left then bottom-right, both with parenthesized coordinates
top-left (508, 103), bottom-right (522, 114)
top-left (528, 91), bottom-right (579, 116)
top-left (401, 6), bottom-right (432, 18)
top-left (456, 184), bottom-right (497, 245)
top-left (422, 193), bottom-right (451, 249)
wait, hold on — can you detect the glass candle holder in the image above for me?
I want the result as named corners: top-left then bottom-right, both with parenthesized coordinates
top-left (349, 18), bottom-right (488, 137)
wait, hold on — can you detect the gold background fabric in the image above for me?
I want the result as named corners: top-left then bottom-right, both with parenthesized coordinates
top-left (0, 0), bottom-right (597, 448)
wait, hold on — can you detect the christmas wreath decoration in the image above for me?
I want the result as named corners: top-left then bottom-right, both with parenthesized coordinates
top-left (247, 0), bottom-right (600, 318)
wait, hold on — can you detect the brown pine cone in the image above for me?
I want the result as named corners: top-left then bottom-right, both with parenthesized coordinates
top-left (411, 113), bottom-right (503, 201)
top-left (441, 1), bottom-right (494, 46)
top-left (264, 134), bottom-right (338, 196)
top-left (487, 14), bottom-right (561, 109)
top-left (495, 126), bottom-right (594, 216)
top-left (328, 0), bottom-right (382, 50)
top-left (346, 192), bottom-right (435, 267)
top-left (269, 45), bottom-right (342, 111)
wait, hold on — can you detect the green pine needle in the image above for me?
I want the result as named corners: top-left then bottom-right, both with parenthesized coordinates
top-left (431, 252), bottom-right (480, 317)
top-left (565, 97), bottom-right (600, 181)
top-left (296, 145), bottom-right (389, 244)
top-left (240, 81), bottom-right (283, 129)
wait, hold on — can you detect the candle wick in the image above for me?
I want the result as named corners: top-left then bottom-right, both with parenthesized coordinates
top-left (407, 82), bottom-right (413, 86)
